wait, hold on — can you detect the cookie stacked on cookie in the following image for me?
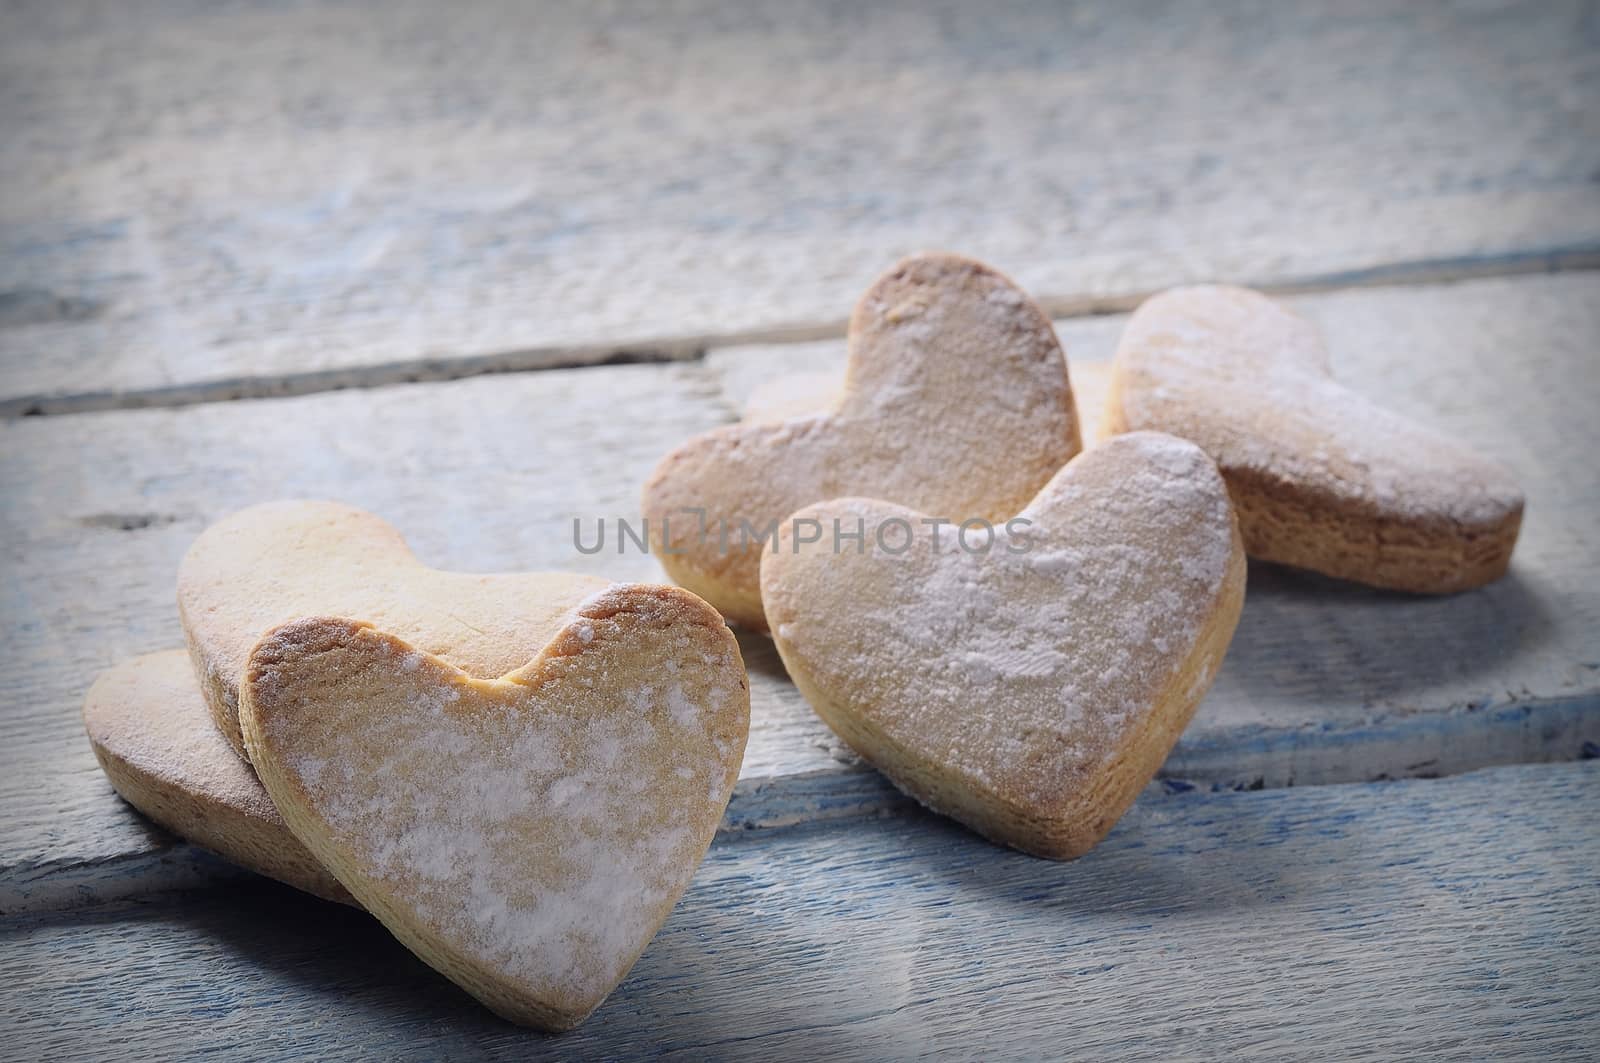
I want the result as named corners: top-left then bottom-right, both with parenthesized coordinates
top-left (84, 502), bottom-right (750, 1030)
top-left (644, 252), bottom-right (1084, 631)
top-left (645, 252), bottom-right (1522, 858)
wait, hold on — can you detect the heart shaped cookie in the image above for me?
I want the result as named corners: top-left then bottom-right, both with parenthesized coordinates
top-left (761, 432), bottom-right (1246, 859)
top-left (644, 252), bottom-right (1081, 630)
top-left (1103, 285), bottom-right (1524, 592)
top-left (179, 500), bottom-right (610, 756)
top-left (240, 584), bottom-right (749, 1030)
top-left (83, 650), bottom-right (353, 905)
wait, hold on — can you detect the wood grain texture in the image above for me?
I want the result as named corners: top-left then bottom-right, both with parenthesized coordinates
top-left (3, 273), bottom-right (1599, 912)
top-left (3, 0), bottom-right (1599, 410)
top-left (2, 761), bottom-right (1596, 1060)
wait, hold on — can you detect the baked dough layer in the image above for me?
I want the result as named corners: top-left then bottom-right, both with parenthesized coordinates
top-left (644, 252), bottom-right (1081, 630)
top-left (178, 500), bottom-right (609, 756)
top-left (82, 649), bottom-right (353, 905)
top-left (241, 584), bottom-right (749, 1030)
top-left (763, 432), bottom-right (1246, 859)
top-left (1105, 285), bottom-right (1523, 592)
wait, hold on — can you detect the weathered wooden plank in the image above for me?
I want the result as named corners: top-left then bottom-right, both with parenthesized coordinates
top-left (2, 761), bottom-right (1595, 1060)
top-left (4, 0), bottom-right (1599, 410)
top-left (3, 272), bottom-right (1598, 913)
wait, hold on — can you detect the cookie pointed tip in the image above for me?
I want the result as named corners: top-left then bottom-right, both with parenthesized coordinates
top-left (482, 993), bottom-right (600, 1033)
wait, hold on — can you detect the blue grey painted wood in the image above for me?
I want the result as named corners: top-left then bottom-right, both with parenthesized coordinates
top-left (1, 761), bottom-right (1595, 1060)
top-left (3, 274), bottom-right (1599, 913)
top-left (3, 0), bottom-right (1599, 410)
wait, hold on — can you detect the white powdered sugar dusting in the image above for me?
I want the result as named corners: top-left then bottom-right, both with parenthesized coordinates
top-left (1116, 285), bottom-right (1523, 527)
top-left (648, 254), bottom-right (1080, 560)
top-left (273, 614), bottom-right (742, 1005)
top-left (769, 432), bottom-right (1235, 807)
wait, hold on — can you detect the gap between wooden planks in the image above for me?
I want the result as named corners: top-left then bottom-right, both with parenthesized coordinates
top-left (2, 761), bottom-right (1596, 1060)
top-left (4, 247), bottom-right (1597, 418)
top-left (1, 271), bottom-right (1597, 913)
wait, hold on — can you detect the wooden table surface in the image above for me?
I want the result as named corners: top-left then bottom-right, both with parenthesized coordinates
top-left (2, 1), bottom-right (1597, 1059)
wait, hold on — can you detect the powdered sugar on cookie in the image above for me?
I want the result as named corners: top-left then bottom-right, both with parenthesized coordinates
top-left (764, 432), bottom-right (1239, 815)
top-left (643, 252), bottom-right (1082, 629)
top-left (241, 589), bottom-right (749, 1028)
top-left (1113, 285), bottom-right (1524, 529)
top-left (178, 500), bottom-right (614, 757)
